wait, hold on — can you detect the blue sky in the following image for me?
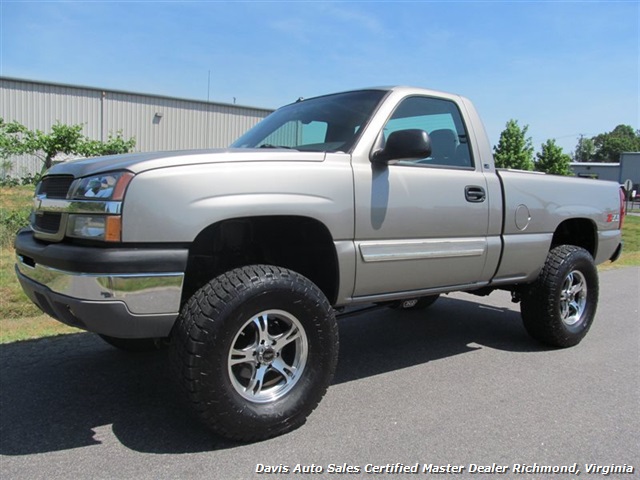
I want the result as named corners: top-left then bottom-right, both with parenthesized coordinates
top-left (1, 0), bottom-right (638, 155)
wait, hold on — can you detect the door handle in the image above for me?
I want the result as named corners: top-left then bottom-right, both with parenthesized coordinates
top-left (465, 186), bottom-right (486, 203)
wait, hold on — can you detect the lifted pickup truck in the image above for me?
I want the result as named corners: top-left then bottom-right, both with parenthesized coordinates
top-left (15, 86), bottom-right (624, 441)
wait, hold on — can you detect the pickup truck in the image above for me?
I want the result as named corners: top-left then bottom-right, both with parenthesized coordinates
top-left (15, 86), bottom-right (624, 441)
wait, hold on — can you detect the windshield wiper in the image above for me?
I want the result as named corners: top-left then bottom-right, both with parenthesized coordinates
top-left (258, 144), bottom-right (296, 149)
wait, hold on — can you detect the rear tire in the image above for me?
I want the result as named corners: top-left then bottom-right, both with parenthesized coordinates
top-left (521, 245), bottom-right (598, 348)
top-left (171, 265), bottom-right (338, 441)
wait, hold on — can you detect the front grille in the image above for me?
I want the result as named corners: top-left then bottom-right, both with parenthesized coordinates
top-left (34, 212), bottom-right (62, 233)
top-left (37, 175), bottom-right (74, 199)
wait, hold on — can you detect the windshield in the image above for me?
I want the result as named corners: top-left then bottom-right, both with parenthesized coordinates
top-left (230, 90), bottom-right (387, 152)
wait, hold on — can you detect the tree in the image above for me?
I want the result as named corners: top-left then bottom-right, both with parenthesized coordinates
top-left (592, 125), bottom-right (640, 163)
top-left (78, 132), bottom-right (136, 158)
top-left (0, 120), bottom-right (136, 172)
top-left (493, 119), bottom-right (534, 170)
top-left (21, 123), bottom-right (87, 170)
top-left (535, 139), bottom-right (572, 176)
top-left (0, 118), bottom-right (29, 160)
top-left (573, 134), bottom-right (595, 162)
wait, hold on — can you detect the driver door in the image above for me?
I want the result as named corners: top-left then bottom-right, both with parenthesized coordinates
top-left (352, 95), bottom-right (492, 298)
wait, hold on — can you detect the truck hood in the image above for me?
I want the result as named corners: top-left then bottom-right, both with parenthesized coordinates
top-left (46, 148), bottom-right (327, 178)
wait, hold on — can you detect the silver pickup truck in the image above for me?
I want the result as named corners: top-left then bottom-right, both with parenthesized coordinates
top-left (15, 86), bottom-right (624, 441)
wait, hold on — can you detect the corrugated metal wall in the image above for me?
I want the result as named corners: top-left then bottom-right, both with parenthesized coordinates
top-left (1, 77), bottom-right (273, 176)
top-left (569, 163), bottom-right (620, 182)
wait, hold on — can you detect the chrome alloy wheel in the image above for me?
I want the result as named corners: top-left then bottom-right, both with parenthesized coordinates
top-left (228, 310), bottom-right (308, 403)
top-left (559, 270), bottom-right (588, 326)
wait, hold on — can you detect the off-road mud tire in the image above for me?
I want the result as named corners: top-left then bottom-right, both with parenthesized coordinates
top-left (521, 245), bottom-right (598, 348)
top-left (170, 265), bottom-right (338, 441)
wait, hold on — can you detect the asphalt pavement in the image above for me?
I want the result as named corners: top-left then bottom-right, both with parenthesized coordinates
top-left (1, 267), bottom-right (638, 480)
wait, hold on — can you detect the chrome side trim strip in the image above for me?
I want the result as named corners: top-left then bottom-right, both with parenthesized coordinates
top-left (359, 238), bottom-right (487, 263)
top-left (16, 256), bottom-right (183, 315)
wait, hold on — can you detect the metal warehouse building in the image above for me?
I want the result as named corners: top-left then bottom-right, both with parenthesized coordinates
top-left (1, 77), bottom-right (274, 176)
top-left (570, 153), bottom-right (640, 193)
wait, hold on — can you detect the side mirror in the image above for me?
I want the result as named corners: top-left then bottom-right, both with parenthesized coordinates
top-left (371, 129), bottom-right (432, 165)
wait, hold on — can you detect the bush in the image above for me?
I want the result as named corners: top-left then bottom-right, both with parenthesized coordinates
top-left (20, 172), bottom-right (42, 185)
top-left (0, 208), bottom-right (30, 247)
top-left (0, 176), bottom-right (20, 187)
top-left (0, 172), bottom-right (41, 187)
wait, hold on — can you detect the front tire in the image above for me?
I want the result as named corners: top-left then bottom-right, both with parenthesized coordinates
top-left (521, 245), bottom-right (598, 348)
top-left (171, 265), bottom-right (338, 441)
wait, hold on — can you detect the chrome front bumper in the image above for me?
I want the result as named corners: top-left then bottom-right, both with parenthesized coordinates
top-left (16, 257), bottom-right (183, 315)
top-left (15, 260), bottom-right (183, 338)
top-left (14, 230), bottom-right (188, 338)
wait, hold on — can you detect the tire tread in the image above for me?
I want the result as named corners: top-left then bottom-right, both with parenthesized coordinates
top-left (521, 245), bottom-right (598, 348)
top-left (171, 265), bottom-right (338, 441)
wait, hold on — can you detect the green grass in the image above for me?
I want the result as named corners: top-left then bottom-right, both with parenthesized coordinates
top-left (0, 185), bottom-right (639, 343)
top-left (610, 215), bottom-right (640, 268)
top-left (0, 314), bottom-right (81, 343)
top-left (0, 185), bottom-right (82, 342)
top-left (1, 245), bottom-right (83, 343)
top-left (0, 185), bottom-right (33, 247)
top-left (1, 186), bottom-right (40, 316)
top-left (0, 184), bottom-right (35, 209)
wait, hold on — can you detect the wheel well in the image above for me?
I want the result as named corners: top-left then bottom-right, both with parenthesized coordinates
top-left (551, 219), bottom-right (596, 257)
top-left (181, 216), bottom-right (339, 306)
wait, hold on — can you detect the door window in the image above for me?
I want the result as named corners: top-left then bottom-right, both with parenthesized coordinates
top-left (383, 96), bottom-right (473, 168)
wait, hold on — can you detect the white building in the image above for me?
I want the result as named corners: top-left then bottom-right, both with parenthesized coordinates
top-left (1, 77), bottom-right (273, 176)
top-left (570, 152), bottom-right (640, 194)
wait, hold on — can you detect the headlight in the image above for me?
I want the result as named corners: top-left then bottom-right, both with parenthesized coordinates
top-left (66, 171), bottom-right (133, 242)
top-left (69, 172), bottom-right (134, 200)
top-left (67, 215), bottom-right (122, 242)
